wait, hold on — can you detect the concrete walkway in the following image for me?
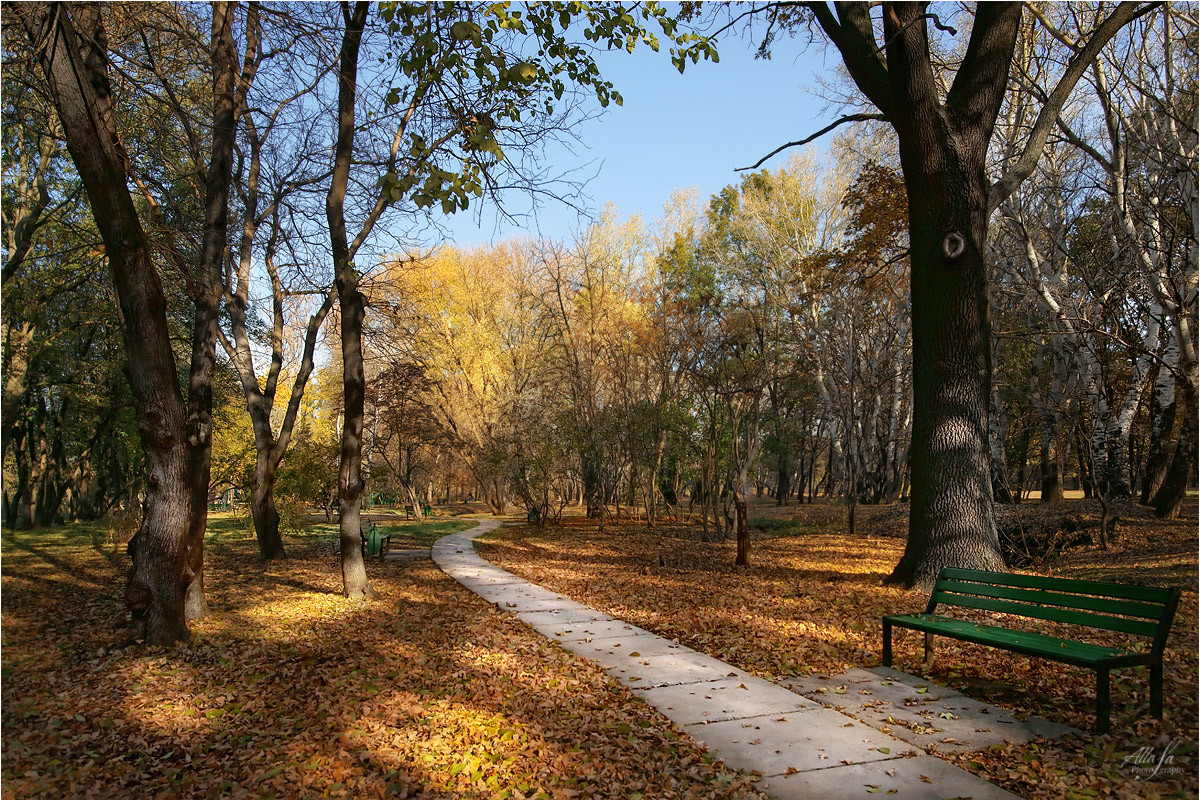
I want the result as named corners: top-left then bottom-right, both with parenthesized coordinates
top-left (432, 521), bottom-right (1015, 800)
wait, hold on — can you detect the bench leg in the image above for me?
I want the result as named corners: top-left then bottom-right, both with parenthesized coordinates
top-left (1150, 662), bottom-right (1163, 719)
top-left (924, 632), bottom-right (935, 667)
top-left (882, 620), bottom-right (893, 667)
top-left (1096, 669), bottom-right (1111, 735)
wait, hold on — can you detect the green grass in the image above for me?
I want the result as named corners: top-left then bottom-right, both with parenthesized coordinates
top-left (309, 519), bottom-right (476, 549)
top-left (203, 511), bottom-right (477, 549)
top-left (4, 513), bottom-right (478, 557)
top-left (2, 520), bottom-right (110, 558)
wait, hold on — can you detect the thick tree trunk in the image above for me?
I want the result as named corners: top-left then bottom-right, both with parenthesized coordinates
top-left (810, 0), bottom-right (1143, 589)
top-left (883, 14), bottom-right (1012, 589)
top-left (335, 268), bottom-right (373, 599)
top-left (1140, 357), bottom-right (1178, 504)
top-left (183, 1), bottom-right (242, 622)
top-left (733, 493), bottom-right (750, 567)
top-left (581, 451), bottom-right (604, 519)
top-left (20, 1), bottom-right (194, 643)
top-left (775, 447), bottom-right (792, 507)
top-left (1, 323), bottom-right (35, 466)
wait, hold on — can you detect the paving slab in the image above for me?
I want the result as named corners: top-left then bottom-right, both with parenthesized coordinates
top-left (619, 648), bottom-right (755, 690)
top-left (557, 632), bottom-right (691, 674)
top-left (781, 666), bottom-right (1081, 753)
top-left (512, 608), bottom-right (611, 626)
top-left (683, 708), bottom-right (919, 775)
top-left (782, 667), bottom-right (963, 705)
top-left (635, 676), bottom-right (816, 725)
top-left (524, 617), bottom-right (655, 643)
top-left (431, 521), bottom-right (1016, 800)
top-left (464, 582), bottom-right (571, 604)
top-left (759, 753), bottom-right (1016, 799)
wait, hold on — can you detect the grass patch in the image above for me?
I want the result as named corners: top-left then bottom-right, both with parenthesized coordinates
top-left (307, 519), bottom-right (476, 549)
top-left (204, 512), bottom-right (475, 550)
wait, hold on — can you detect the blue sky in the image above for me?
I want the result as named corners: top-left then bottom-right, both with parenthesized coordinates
top-left (437, 28), bottom-right (842, 246)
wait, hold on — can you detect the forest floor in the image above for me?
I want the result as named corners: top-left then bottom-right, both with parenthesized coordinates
top-left (0, 514), bottom-right (763, 799)
top-left (479, 496), bottom-right (1199, 800)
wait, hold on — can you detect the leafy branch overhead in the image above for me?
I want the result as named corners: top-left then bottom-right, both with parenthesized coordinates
top-left (375, 1), bottom-right (717, 215)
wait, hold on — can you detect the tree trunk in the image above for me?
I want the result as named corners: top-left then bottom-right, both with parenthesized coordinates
top-left (335, 266), bottom-right (373, 598)
top-left (184, 1), bottom-right (242, 622)
top-left (1152, 381), bottom-right (1197, 519)
top-left (810, 0), bottom-right (1143, 591)
top-left (775, 447), bottom-right (792, 507)
top-left (734, 493), bottom-right (750, 567)
top-left (1, 323), bottom-right (35, 466)
top-left (1140, 357), bottom-right (1178, 504)
top-left (882, 17), bottom-right (1013, 589)
top-left (581, 451), bottom-right (603, 519)
top-left (251, 458), bottom-right (285, 559)
top-left (327, 1), bottom-right (375, 600)
top-left (20, 1), bottom-right (195, 643)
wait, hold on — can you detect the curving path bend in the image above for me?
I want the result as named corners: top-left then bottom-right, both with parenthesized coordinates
top-left (432, 521), bottom-right (1014, 800)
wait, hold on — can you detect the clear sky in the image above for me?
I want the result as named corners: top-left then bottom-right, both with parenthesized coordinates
top-left (435, 26), bottom-right (844, 246)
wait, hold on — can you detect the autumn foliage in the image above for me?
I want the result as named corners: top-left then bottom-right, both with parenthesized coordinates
top-left (481, 498), bottom-right (1199, 799)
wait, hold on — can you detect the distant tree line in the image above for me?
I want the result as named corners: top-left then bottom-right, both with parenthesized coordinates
top-left (2, 2), bottom-right (1193, 642)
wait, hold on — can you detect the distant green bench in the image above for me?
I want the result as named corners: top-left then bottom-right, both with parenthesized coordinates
top-left (883, 567), bottom-right (1181, 733)
top-left (403, 505), bottom-right (415, 520)
top-left (360, 521), bottom-right (390, 558)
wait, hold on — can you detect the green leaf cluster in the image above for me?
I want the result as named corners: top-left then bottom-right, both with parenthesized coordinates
top-left (371, 1), bottom-right (717, 217)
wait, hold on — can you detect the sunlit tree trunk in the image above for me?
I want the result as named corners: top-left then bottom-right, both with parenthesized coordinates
top-left (809, 1), bottom-right (1146, 590)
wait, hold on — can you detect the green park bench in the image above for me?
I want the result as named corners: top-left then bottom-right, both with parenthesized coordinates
top-left (360, 521), bottom-right (391, 558)
top-left (883, 566), bottom-right (1181, 734)
top-left (403, 505), bottom-right (415, 520)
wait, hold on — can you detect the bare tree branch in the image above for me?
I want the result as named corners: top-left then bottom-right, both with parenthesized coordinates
top-left (737, 113), bottom-right (887, 171)
top-left (989, 1), bottom-right (1162, 213)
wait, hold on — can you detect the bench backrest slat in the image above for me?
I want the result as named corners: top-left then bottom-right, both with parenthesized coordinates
top-left (931, 567), bottom-right (1179, 643)
top-left (937, 579), bottom-right (1166, 620)
top-left (940, 567), bottom-right (1174, 604)
top-left (930, 589), bottom-right (1161, 637)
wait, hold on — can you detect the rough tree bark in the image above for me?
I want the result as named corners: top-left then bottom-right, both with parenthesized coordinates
top-left (807, 1), bottom-right (1147, 590)
top-left (184, 0), bottom-right (246, 621)
top-left (1140, 353), bottom-right (1177, 504)
top-left (18, 1), bottom-right (193, 643)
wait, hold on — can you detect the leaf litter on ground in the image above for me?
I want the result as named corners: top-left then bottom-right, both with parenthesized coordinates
top-left (1, 515), bottom-right (764, 799)
top-left (480, 498), bottom-right (1199, 800)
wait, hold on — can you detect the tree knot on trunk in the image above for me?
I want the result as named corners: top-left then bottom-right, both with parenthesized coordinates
top-left (187, 419), bottom-right (210, 448)
top-left (942, 232), bottom-right (966, 260)
top-left (125, 579), bottom-right (152, 613)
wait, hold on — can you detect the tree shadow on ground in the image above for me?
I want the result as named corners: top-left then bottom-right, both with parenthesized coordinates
top-left (0, 524), bottom-right (762, 800)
